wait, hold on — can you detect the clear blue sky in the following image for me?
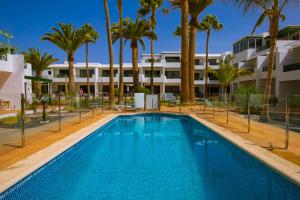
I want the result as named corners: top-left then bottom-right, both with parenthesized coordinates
top-left (0, 0), bottom-right (299, 63)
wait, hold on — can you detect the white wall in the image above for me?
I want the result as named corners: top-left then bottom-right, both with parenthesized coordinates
top-left (0, 54), bottom-right (32, 109)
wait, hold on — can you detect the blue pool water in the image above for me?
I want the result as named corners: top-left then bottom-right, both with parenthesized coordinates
top-left (1, 113), bottom-right (300, 200)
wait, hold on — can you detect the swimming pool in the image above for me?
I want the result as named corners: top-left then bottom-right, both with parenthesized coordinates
top-left (1, 113), bottom-right (300, 199)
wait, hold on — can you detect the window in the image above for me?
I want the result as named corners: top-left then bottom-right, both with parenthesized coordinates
top-left (123, 70), bottom-right (133, 77)
top-left (249, 39), bottom-right (255, 48)
top-left (283, 62), bottom-right (300, 72)
top-left (165, 71), bottom-right (180, 79)
top-left (208, 72), bottom-right (218, 80)
top-left (233, 44), bottom-right (238, 54)
top-left (262, 65), bottom-right (276, 72)
top-left (194, 72), bottom-right (203, 80)
top-left (102, 70), bottom-right (117, 77)
top-left (145, 58), bottom-right (160, 63)
top-left (165, 86), bottom-right (180, 94)
top-left (165, 56), bottom-right (180, 63)
top-left (58, 70), bottom-right (69, 77)
top-left (208, 59), bottom-right (218, 65)
top-left (57, 85), bottom-right (66, 92)
top-left (48, 71), bottom-right (52, 75)
top-left (79, 69), bottom-right (94, 77)
top-left (256, 39), bottom-right (262, 49)
top-left (145, 70), bottom-right (160, 77)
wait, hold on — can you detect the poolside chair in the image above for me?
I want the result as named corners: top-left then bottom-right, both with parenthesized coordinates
top-left (165, 93), bottom-right (179, 106)
top-left (204, 99), bottom-right (214, 107)
top-left (115, 102), bottom-right (135, 111)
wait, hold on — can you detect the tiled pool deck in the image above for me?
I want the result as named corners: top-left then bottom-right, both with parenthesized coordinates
top-left (1, 107), bottom-right (300, 193)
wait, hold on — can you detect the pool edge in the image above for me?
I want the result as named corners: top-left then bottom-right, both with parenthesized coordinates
top-left (0, 114), bottom-right (119, 194)
top-left (188, 113), bottom-right (300, 187)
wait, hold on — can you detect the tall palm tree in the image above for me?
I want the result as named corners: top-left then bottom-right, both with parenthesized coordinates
top-left (230, 0), bottom-right (298, 118)
top-left (82, 24), bottom-right (99, 97)
top-left (24, 48), bottom-right (58, 98)
top-left (180, 0), bottom-right (190, 104)
top-left (104, 0), bottom-right (115, 108)
top-left (117, 0), bottom-right (124, 104)
top-left (208, 55), bottom-right (250, 101)
top-left (112, 17), bottom-right (155, 92)
top-left (42, 23), bottom-right (86, 96)
top-left (169, 0), bottom-right (213, 103)
top-left (138, 0), bottom-right (164, 94)
top-left (198, 14), bottom-right (223, 98)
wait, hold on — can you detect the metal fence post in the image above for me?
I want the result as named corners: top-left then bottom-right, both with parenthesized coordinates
top-left (158, 94), bottom-right (161, 111)
top-left (92, 94), bottom-right (95, 118)
top-left (58, 92), bottom-right (61, 132)
top-left (21, 94), bottom-right (25, 147)
top-left (124, 95), bottom-right (127, 111)
top-left (151, 97), bottom-right (154, 112)
top-left (285, 95), bottom-right (290, 149)
top-left (179, 92), bottom-right (182, 113)
top-left (226, 101), bottom-right (229, 125)
top-left (218, 98), bottom-right (221, 112)
top-left (203, 98), bottom-right (206, 114)
top-left (213, 100), bottom-right (215, 119)
top-left (101, 92), bottom-right (104, 112)
top-left (248, 94), bottom-right (251, 133)
top-left (79, 94), bottom-right (82, 123)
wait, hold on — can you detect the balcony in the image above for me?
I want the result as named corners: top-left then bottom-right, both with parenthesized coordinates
top-left (142, 75), bottom-right (164, 83)
top-left (75, 74), bottom-right (96, 82)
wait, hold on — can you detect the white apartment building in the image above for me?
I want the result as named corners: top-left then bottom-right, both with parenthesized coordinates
top-left (45, 52), bottom-right (227, 97)
top-left (0, 54), bottom-right (32, 109)
top-left (232, 26), bottom-right (300, 97)
top-left (43, 25), bottom-right (300, 98)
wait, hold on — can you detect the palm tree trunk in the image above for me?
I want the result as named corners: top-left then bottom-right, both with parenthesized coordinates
top-left (204, 30), bottom-right (210, 99)
top-left (36, 71), bottom-right (42, 98)
top-left (262, 18), bottom-right (278, 120)
top-left (189, 24), bottom-right (197, 103)
top-left (85, 42), bottom-right (90, 97)
top-left (104, 0), bottom-right (115, 108)
top-left (132, 44), bottom-right (139, 93)
top-left (118, 0), bottom-right (124, 104)
top-left (68, 54), bottom-right (75, 96)
top-left (180, 0), bottom-right (189, 104)
top-left (150, 8), bottom-right (156, 94)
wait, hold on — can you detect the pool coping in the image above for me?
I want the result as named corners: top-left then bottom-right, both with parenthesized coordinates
top-left (0, 114), bottom-right (119, 194)
top-left (1, 112), bottom-right (300, 194)
top-left (188, 113), bottom-right (300, 186)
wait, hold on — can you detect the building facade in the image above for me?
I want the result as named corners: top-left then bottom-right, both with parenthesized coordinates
top-left (232, 26), bottom-right (300, 98)
top-left (44, 25), bottom-right (300, 98)
top-left (45, 52), bottom-right (228, 97)
top-left (0, 54), bottom-right (32, 109)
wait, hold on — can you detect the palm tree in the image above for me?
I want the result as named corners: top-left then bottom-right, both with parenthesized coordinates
top-left (117, 0), bottom-right (124, 104)
top-left (42, 23), bottom-right (86, 96)
top-left (112, 17), bottom-right (155, 92)
top-left (169, 0), bottom-right (213, 103)
top-left (104, 0), bottom-right (115, 108)
top-left (230, 0), bottom-right (298, 118)
top-left (24, 48), bottom-right (58, 98)
top-left (180, 0), bottom-right (190, 104)
top-left (208, 55), bottom-right (250, 101)
top-left (138, 0), bottom-right (164, 94)
top-left (168, 0), bottom-right (213, 104)
top-left (198, 14), bottom-right (223, 98)
top-left (82, 24), bottom-right (99, 97)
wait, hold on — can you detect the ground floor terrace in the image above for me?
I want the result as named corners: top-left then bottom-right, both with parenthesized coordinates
top-left (48, 82), bottom-right (222, 98)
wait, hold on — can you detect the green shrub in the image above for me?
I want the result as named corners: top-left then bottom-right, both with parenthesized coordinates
top-left (137, 87), bottom-right (150, 94)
